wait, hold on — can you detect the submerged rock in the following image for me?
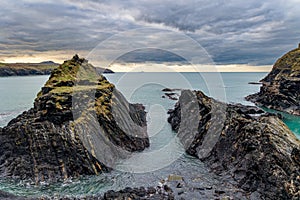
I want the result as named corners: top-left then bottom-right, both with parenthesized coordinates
top-left (248, 82), bottom-right (261, 85)
top-left (168, 90), bottom-right (300, 199)
top-left (246, 45), bottom-right (300, 115)
top-left (161, 88), bottom-right (181, 101)
top-left (0, 55), bottom-right (148, 183)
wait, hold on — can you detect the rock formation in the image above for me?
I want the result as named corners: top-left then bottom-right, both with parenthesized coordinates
top-left (0, 55), bottom-right (148, 183)
top-left (168, 90), bottom-right (300, 199)
top-left (246, 45), bottom-right (300, 115)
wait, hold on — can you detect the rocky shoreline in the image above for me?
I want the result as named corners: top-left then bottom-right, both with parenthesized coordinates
top-left (246, 45), bottom-right (300, 115)
top-left (168, 90), bottom-right (300, 199)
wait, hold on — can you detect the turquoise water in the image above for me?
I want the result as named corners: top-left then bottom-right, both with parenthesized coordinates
top-left (0, 72), bottom-right (299, 198)
top-left (105, 72), bottom-right (300, 138)
top-left (0, 76), bottom-right (49, 127)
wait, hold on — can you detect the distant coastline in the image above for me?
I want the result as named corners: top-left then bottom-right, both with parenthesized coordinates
top-left (0, 62), bottom-right (58, 76)
top-left (0, 61), bottom-right (113, 77)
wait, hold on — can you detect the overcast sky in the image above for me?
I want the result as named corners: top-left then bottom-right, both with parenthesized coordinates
top-left (1, 0), bottom-right (300, 66)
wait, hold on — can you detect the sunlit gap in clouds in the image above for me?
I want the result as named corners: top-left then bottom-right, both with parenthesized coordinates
top-left (108, 62), bottom-right (272, 72)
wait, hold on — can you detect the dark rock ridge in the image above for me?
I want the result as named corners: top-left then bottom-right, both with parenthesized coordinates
top-left (0, 55), bottom-right (148, 183)
top-left (0, 61), bottom-right (113, 77)
top-left (248, 82), bottom-right (261, 85)
top-left (95, 67), bottom-right (114, 74)
top-left (246, 45), bottom-right (300, 115)
top-left (168, 90), bottom-right (300, 199)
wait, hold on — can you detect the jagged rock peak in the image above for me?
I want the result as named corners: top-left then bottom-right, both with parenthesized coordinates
top-left (71, 54), bottom-right (88, 64)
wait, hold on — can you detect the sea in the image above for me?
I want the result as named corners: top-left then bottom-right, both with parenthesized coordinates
top-left (0, 72), bottom-right (299, 198)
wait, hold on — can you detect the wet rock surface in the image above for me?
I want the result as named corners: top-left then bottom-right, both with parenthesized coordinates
top-left (0, 190), bottom-right (25, 200)
top-left (168, 90), bottom-right (300, 199)
top-left (0, 55), bottom-right (148, 183)
top-left (246, 45), bottom-right (300, 115)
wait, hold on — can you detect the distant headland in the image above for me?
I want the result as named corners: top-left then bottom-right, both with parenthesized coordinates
top-left (0, 59), bottom-right (113, 77)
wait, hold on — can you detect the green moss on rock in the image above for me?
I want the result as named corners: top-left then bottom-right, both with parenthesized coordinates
top-left (263, 47), bottom-right (300, 82)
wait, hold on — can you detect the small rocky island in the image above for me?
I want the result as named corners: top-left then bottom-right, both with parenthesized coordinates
top-left (246, 45), bottom-right (300, 115)
top-left (168, 90), bottom-right (300, 199)
top-left (0, 55), bottom-right (148, 183)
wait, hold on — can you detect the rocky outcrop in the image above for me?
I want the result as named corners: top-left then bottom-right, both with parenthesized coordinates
top-left (95, 67), bottom-right (114, 74)
top-left (168, 90), bottom-right (300, 199)
top-left (161, 88), bottom-right (181, 100)
top-left (246, 45), bottom-right (300, 115)
top-left (0, 55), bottom-right (148, 183)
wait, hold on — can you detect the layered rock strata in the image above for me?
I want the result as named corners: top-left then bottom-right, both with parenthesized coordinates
top-left (168, 90), bottom-right (300, 199)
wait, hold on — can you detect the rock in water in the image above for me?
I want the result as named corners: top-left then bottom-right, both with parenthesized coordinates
top-left (246, 45), bottom-right (300, 115)
top-left (168, 90), bottom-right (300, 199)
top-left (0, 55), bottom-right (149, 183)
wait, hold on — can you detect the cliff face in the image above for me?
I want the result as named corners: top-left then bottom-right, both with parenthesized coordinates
top-left (168, 90), bottom-right (300, 199)
top-left (0, 55), bottom-right (148, 183)
top-left (246, 46), bottom-right (300, 115)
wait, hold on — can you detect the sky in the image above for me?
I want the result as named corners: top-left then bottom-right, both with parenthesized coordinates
top-left (0, 0), bottom-right (300, 71)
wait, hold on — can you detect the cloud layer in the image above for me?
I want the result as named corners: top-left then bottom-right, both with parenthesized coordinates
top-left (1, 0), bottom-right (300, 65)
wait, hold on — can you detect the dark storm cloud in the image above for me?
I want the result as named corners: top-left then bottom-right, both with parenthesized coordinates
top-left (0, 0), bottom-right (300, 64)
